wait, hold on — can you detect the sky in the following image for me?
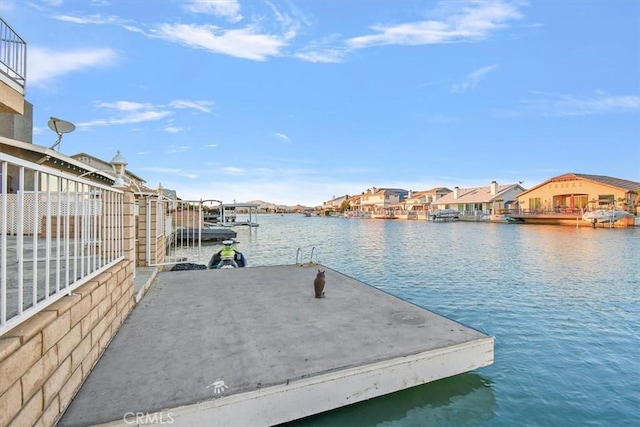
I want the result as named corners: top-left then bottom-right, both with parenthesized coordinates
top-left (2, 0), bottom-right (639, 206)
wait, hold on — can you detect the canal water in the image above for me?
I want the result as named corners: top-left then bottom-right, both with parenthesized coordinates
top-left (199, 214), bottom-right (640, 426)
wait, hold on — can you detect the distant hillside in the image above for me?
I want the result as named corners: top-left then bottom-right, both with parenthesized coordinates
top-left (247, 200), bottom-right (315, 211)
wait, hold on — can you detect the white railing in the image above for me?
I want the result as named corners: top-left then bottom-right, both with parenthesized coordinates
top-left (146, 198), bottom-right (204, 266)
top-left (1, 152), bottom-right (125, 336)
top-left (0, 17), bottom-right (27, 93)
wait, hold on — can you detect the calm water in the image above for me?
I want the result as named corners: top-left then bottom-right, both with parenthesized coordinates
top-left (198, 214), bottom-right (640, 426)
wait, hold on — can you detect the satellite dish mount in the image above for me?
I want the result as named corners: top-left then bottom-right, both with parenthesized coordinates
top-left (48, 117), bottom-right (76, 151)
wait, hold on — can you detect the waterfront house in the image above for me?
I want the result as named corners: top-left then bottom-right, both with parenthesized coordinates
top-left (360, 187), bottom-right (408, 217)
top-left (404, 187), bottom-right (452, 211)
top-left (343, 194), bottom-right (362, 215)
top-left (517, 173), bottom-right (640, 214)
top-left (432, 181), bottom-right (526, 220)
top-left (322, 194), bottom-right (350, 212)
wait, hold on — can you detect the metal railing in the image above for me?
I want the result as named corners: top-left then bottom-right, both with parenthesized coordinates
top-left (296, 246), bottom-right (318, 266)
top-left (1, 152), bottom-right (124, 336)
top-left (146, 198), bottom-right (204, 266)
top-left (0, 17), bottom-right (27, 92)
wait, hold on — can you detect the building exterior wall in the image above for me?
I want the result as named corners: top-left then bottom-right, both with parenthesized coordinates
top-left (0, 80), bottom-right (25, 115)
top-left (361, 192), bottom-right (400, 211)
top-left (0, 99), bottom-right (32, 142)
top-left (518, 179), bottom-right (633, 212)
top-left (136, 197), bottom-right (169, 267)
top-left (0, 190), bottom-right (136, 426)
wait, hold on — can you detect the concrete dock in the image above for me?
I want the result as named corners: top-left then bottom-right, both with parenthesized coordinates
top-left (59, 265), bottom-right (494, 427)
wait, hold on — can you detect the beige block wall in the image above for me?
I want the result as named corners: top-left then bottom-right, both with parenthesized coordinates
top-left (136, 198), bottom-right (168, 267)
top-left (0, 259), bottom-right (135, 426)
top-left (0, 189), bottom-right (136, 426)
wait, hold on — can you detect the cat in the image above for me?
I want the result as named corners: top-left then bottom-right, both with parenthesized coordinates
top-left (314, 270), bottom-right (326, 298)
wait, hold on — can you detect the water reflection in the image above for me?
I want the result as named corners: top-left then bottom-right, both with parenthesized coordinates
top-left (280, 373), bottom-right (495, 427)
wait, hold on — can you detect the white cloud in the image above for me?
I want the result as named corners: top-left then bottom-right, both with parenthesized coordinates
top-left (97, 101), bottom-right (152, 111)
top-left (295, 49), bottom-right (345, 63)
top-left (265, 0), bottom-right (303, 40)
top-left (346, 0), bottom-right (523, 49)
top-left (77, 99), bottom-right (211, 130)
top-left (77, 107), bottom-right (170, 130)
top-left (451, 64), bottom-right (499, 93)
top-left (53, 14), bottom-right (120, 25)
top-left (274, 132), bottom-right (290, 142)
top-left (109, 111), bottom-right (172, 125)
top-left (164, 126), bottom-right (184, 134)
top-left (521, 93), bottom-right (640, 116)
top-left (295, 33), bottom-right (349, 63)
top-left (151, 23), bottom-right (287, 61)
top-left (184, 0), bottom-right (243, 23)
top-left (179, 173), bottom-right (199, 180)
top-left (205, 144), bottom-right (218, 148)
top-left (28, 47), bottom-right (118, 86)
top-left (169, 100), bottom-right (214, 113)
top-left (167, 145), bottom-right (191, 153)
top-left (222, 167), bottom-right (246, 175)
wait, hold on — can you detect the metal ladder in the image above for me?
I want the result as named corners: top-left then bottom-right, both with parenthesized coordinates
top-left (296, 246), bottom-right (318, 266)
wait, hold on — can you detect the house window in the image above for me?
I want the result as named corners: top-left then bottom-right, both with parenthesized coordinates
top-left (529, 197), bottom-right (541, 210)
top-left (598, 195), bottom-right (614, 206)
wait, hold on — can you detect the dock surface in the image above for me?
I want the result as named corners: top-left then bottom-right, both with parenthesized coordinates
top-left (59, 265), bottom-right (493, 427)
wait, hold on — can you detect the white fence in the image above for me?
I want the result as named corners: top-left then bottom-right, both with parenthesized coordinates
top-left (1, 152), bottom-right (125, 336)
top-left (145, 198), bottom-right (205, 266)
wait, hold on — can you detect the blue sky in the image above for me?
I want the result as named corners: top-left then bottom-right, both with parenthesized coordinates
top-left (3, 0), bottom-right (639, 206)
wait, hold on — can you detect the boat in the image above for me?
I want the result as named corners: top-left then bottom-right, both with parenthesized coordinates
top-left (302, 211), bottom-right (312, 217)
top-left (504, 216), bottom-right (525, 223)
top-left (429, 209), bottom-right (460, 221)
top-left (582, 209), bottom-right (632, 224)
top-left (207, 240), bottom-right (247, 269)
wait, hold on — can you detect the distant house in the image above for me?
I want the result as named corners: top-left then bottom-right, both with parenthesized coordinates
top-left (360, 187), bottom-right (408, 213)
top-left (403, 187), bottom-right (452, 211)
top-left (345, 194), bottom-right (362, 212)
top-left (432, 181), bottom-right (526, 215)
top-left (516, 173), bottom-right (640, 214)
top-left (323, 194), bottom-right (350, 211)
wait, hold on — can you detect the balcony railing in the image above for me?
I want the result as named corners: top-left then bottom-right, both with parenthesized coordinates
top-left (1, 152), bottom-right (125, 336)
top-left (0, 17), bottom-right (27, 93)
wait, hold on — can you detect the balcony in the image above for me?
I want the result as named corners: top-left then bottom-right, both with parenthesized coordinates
top-left (0, 17), bottom-right (26, 114)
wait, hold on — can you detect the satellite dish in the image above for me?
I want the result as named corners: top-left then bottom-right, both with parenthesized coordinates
top-left (48, 117), bottom-right (76, 151)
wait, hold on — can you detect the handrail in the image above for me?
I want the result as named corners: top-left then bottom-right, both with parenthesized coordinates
top-left (0, 17), bottom-right (27, 91)
top-left (309, 246), bottom-right (318, 264)
top-left (295, 247), bottom-right (303, 265)
top-left (1, 152), bottom-right (125, 336)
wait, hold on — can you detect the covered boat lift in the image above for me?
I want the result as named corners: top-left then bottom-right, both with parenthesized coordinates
top-left (220, 203), bottom-right (260, 227)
